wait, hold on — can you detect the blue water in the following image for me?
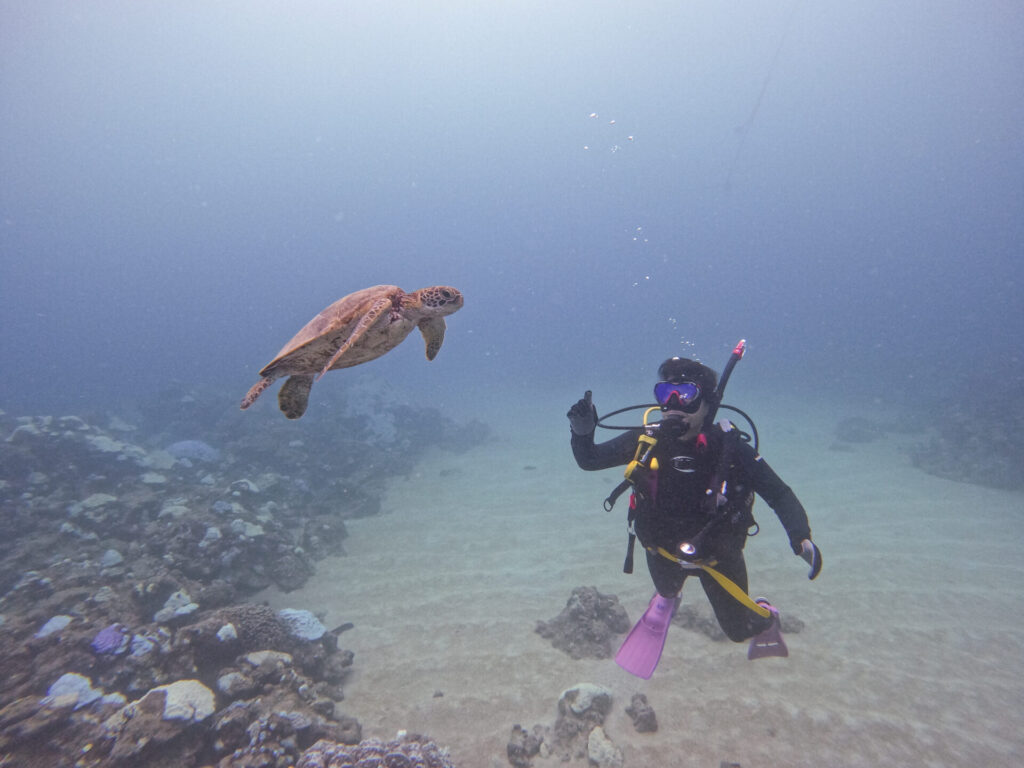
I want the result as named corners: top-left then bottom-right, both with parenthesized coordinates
top-left (1, 1), bottom-right (1021, 416)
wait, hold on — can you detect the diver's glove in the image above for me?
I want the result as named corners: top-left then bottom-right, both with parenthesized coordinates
top-left (567, 390), bottom-right (598, 435)
top-left (798, 539), bottom-right (822, 580)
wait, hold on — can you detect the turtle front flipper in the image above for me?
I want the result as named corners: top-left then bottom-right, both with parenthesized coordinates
top-left (278, 375), bottom-right (315, 419)
top-left (318, 296), bottom-right (392, 378)
top-left (241, 377), bottom-right (274, 410)
top-left (418, 317), bottom-right (447, 360)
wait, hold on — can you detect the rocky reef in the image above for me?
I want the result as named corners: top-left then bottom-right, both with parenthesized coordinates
top-left (298, 732), bottom-right (456, 767)
top-left (907, 383), bottom-right (1024, 490)
top-left (507, 683), bottom-right (635, 768)
top-left (535, 587), bottom-right (631, 659)
top-left (829, 386), bottom-right (1024, 492)
top-left (0, 387), bottom-right (485, 767)
top-left (0, 598), bottom-right (360, 766)
top-left (672, 601), bottom-right (804, 641)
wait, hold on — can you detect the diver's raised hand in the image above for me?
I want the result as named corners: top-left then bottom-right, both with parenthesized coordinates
top-left (567, 390), bottom-right (597, 435)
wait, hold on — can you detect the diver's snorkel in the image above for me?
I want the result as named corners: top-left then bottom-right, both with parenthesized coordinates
top-left (701, 338), bottom-right (746, 433)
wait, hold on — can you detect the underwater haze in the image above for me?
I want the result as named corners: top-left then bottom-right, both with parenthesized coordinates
top-left (2, 0), bottom-right (1021, 416)
top-left (3, 3), bottom-right (1024, 767)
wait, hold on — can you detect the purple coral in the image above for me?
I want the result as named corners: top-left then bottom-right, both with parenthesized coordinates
top-left (90, 623), bottom-right (130, 655)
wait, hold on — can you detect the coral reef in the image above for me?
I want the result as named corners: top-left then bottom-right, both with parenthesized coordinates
top-left (0, 586), bottom-right (360, 767)
top-left (908, 385), bottom-right (1024, 490)
top-left (0, 390), bottom-right (487, 767)
top-left (828, 388), bottom-right (1024, 491)
top-left (0, 412), bottom-right (330, 597)
top-left (297, 733), bottom-right (456, 768)
top-left (535, 586), bottom-right (630, 659)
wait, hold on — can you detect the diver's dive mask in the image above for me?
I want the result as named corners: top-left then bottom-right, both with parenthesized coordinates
top-left (654, 380), bottom-right (702, 413)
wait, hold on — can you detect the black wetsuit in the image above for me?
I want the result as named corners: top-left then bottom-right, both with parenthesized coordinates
top-left (571, 422), bottom-right (811, 641)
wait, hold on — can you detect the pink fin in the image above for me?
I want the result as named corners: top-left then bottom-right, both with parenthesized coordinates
top-left (748, 605), bottom-right (789, 660)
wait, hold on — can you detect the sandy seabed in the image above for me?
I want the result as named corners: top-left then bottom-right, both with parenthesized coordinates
top-left (260, 394), bottom-right (1024, 767)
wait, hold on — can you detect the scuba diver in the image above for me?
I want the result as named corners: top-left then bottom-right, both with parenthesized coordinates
top-left (567, 344), bottom-right (822, 678)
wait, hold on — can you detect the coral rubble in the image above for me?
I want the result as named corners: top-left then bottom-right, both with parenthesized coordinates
top-left (506, 683), bottom-right (628, 768)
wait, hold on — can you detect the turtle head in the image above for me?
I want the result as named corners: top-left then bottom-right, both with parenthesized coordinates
top-left (416, 286), bottom-right (464, 315)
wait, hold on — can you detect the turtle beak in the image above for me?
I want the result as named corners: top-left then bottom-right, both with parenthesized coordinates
top-left (439, 288), bottom-right (463, 310)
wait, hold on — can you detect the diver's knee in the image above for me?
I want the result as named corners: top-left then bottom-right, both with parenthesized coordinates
top-left (721, 624), bottom-right (750, 643)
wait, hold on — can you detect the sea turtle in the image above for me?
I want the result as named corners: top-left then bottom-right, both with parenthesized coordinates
top-left (240, 284), bottom-right (463, 419)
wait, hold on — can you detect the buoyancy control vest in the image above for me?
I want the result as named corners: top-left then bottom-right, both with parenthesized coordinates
top-left (613, 416), bottom-right (758, 573)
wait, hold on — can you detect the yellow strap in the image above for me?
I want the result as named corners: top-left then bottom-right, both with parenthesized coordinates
top-left (698, 563), bottom-right (771, 618)
top-left (650, 547), bottom-right (771, 618)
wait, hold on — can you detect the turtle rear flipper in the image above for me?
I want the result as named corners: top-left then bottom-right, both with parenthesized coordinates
top-left (278, 375), bottom-right (315, 419)
top-left (241, 377), bottom-right (274, 410)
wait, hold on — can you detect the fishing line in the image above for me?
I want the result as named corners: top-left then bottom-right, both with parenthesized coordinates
top-left (724, 0), bottom-right (803, 192)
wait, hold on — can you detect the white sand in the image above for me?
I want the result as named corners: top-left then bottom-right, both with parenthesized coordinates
top-left (260, 395), bottom-right (1024, 767)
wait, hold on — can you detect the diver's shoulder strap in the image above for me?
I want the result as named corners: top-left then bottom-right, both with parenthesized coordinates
top-left (603, 422), bottom-right (660, 512)
top-left (702, 419), bottom-right (741, 512)
top-left (606, 422), bottom-right (662, 573)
